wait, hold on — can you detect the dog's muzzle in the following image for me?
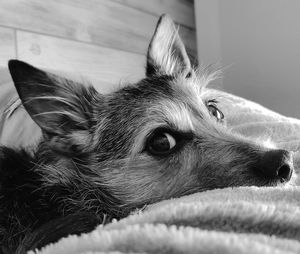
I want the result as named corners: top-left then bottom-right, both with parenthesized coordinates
top-left (255, 149), bottom-right (293, 182)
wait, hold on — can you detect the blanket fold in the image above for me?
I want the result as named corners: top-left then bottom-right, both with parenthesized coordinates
top-left (33, 187), bottom-right (300, 254)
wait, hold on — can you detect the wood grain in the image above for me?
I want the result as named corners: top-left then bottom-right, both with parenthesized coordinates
top-left (17, 31), bottom-right (146, 92)
top-left (113, 0), bottom-right (195, 28)
top-left (0, 27), bottom-right (15, 67)
top-left (0, 0), bottom-right (196, 55)
top-left (0, 68), bottom-right (16, 111)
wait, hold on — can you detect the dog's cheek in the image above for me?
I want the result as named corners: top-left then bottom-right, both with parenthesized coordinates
top-left (99, 154), bottom-right (190, 206)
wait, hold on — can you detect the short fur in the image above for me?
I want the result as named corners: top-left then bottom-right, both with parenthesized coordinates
top-left (0, 14), bottom-right (294, 253)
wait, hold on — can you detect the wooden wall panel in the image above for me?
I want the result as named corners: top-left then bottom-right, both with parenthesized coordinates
top-left (0, 68), bottom-right (17, 112)
top-left (0, 27), bottom-right (15, 67)
top-left (17, 31), bottom-right (146, 92)
top-left (113, 0), bottom-right (195, 28)
top-left (0, 0), bottom-right (196, 56)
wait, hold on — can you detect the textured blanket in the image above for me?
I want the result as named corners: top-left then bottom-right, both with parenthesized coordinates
top-left (28, 89), bottom-right (300, 254)
top-left (32, 187), bottom-right (300, 254)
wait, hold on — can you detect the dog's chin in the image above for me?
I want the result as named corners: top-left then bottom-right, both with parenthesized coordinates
top-left (263, 179), bottom-right (289, 187)
top-left (253, 174), bottom-right (297, 188)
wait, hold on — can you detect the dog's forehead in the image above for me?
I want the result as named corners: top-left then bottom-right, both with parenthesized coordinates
top-left (117, 75), bottom-right (209, 132)
top-left (149, 83), bottom-right (199, 127)
top-left (116, 75), bottom-right (203, 99)
top-left (96, 75), bottom-right (213, 158)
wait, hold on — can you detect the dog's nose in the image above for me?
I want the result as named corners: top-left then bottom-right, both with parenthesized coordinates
top-left (258, 149), bottom-right (293, 182)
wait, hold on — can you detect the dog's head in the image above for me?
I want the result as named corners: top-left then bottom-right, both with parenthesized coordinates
top-left (8, 15), bottom-right (294, 215)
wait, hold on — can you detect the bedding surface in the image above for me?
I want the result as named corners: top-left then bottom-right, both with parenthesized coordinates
top-left (28, 88), bottom-right (300, 254)
top-left (32, 187), bottom-right (300, 254)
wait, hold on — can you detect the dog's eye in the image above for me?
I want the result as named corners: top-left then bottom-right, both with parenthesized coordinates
top-left (146, 131), bottom-right (176, 155)
top-left (185, 71), bottom-right (192, 78)
top-left (207, 101), bottom-right (224, 121)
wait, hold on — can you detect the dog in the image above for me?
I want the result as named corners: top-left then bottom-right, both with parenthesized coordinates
top-left (0, 14), bottom-right (294, 253)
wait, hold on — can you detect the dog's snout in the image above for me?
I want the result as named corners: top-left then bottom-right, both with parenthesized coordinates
top-left (258, 149), bottom-right (293, 182)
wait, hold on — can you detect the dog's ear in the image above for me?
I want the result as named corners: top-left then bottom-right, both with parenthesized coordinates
top-left (8, 60), bottom-right (97, 138)
top-left (146, 14), bottom-right (191, 77)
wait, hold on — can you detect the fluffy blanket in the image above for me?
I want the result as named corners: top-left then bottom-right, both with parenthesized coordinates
top-left (27, 89), bottom-right (300, 254)
top-left (31, 187), bottom-right (300, 254)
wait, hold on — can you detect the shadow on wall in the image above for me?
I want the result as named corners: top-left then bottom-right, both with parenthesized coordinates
top-left (195, 0), bottom-right (300, 119)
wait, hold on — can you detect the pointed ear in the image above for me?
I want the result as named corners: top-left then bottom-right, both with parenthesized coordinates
top-left (8, 60), bottom-right (97, 138)
top-left (146, 14), bottom-right (191, 77)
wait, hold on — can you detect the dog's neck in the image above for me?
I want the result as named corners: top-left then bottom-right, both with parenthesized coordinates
top-left (0, 146), bottom-right (117, 250)
top-left (0, 147), bottom-right (60, 245)
top-left (0, 142), bottom-right (132, 251)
